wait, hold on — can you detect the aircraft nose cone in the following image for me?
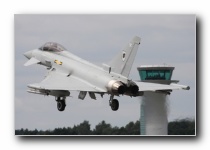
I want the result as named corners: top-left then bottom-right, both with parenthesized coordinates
top-left (24, 51), bottom-right (33, 59)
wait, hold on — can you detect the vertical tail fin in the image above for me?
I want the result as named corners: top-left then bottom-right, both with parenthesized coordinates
top-left (108, 36), bottom-right (141, 77)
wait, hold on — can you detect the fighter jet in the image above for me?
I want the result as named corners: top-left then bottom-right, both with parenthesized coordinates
top-left (23, 36), bottom-right (189, 111)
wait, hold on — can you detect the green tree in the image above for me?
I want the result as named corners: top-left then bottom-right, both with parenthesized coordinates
top-left (125, 121), bottom-right (134, 134)
top-left (93, 120), bottom-right (112, 135)
top-left (15, 118), bottom-right (194, 135)
top-left (76, 120), bottom-right (92, 135)
top-left (168, 119), bottom-right (195, 135)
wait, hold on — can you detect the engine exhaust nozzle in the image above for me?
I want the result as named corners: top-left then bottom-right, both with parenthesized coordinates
top-left (107, 80), bottom-right (126, 94)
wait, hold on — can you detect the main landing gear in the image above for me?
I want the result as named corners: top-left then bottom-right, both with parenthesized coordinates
top-left (56, 97), bottom-right (66, 111)
top-left (109, 95), bottom-right (119, 111)
top-left (55, 95), bottom-right (120, 111)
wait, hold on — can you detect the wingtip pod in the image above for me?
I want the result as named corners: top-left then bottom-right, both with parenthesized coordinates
top-left (132, 36), bottom-right (141, 45)
top-left (170, 83), bottom-right (190, 90)
top-left (185, 86), bottom-right (190, 90)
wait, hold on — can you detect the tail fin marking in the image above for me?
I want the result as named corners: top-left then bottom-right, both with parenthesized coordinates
top-left (108, 36), bottom-right (141, 77)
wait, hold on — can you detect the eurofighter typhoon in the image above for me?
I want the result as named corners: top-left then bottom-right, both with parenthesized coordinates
top-left (24, 36), bottom-right (189, 111)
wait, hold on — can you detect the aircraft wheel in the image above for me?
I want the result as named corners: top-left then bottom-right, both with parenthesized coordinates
top-left (111, 99), bottom-right (119, 111)
top-left (57, 100), bottom-right (66, 111)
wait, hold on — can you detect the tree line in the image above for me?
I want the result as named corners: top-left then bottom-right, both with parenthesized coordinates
top-left (15, 119), bottom-right (195, 135)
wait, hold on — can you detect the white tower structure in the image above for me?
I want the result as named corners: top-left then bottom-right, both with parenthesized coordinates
top-left (137, 65), bottom-right (179, 135)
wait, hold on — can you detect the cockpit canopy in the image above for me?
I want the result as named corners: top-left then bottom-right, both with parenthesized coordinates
top-left (39, 42), bottom-right (66, 52)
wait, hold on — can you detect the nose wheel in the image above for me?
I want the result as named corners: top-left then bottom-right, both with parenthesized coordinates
top-left (56, 97), bottom-right (66, 111)
top-left (109, 95), bottom-right (119, 111)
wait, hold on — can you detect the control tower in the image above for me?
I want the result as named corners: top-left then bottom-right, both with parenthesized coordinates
top-left (137, 65), bottom-right (178, 135)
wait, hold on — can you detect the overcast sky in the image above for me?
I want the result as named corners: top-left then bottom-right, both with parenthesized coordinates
top-left (15, 14), bottom-right (195, 130)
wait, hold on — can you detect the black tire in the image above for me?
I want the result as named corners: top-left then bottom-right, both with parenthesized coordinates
top-left (111, 99), bottom-right (119, 111)
top-left (57, 100), bottom-right (66, 111)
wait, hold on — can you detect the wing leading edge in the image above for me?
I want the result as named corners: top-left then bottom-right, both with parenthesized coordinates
top-left (29, 70), bottom-right (189, 96)
top-left (28, 70), bottom-right (106, 93)
top-left (135, 81), bottom-right (190, 93)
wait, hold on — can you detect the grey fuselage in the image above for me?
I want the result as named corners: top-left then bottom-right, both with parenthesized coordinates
top-left (31, 49), bottom-right (129, 94)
